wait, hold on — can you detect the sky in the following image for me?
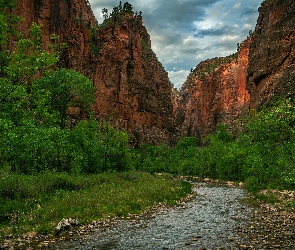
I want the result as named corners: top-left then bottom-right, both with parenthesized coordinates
top-left (89, 0), bottom-right (262, 89)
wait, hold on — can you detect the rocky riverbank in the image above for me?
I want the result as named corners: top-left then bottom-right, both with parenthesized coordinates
top-left (1, 181), bottom-right (294, 249)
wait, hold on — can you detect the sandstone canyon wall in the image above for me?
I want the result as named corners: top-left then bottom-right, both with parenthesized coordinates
top-left (11, 0), bottom-right (295, 144)
top-left (12, 0), bottom-right (174, 146)
top-left (247, 0), bottom-right (295, 109)
top-left (175, 40), bottom-right (251, 141)
top-left (175, 0), bottom-right (295, 141)
top-left (90, 13), bottom-right (174, 147)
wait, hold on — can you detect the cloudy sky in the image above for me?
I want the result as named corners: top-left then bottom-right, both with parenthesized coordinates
top-left (89, 0), bottom-right (262, 89)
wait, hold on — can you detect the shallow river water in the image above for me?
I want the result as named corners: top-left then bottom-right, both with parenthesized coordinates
top-left (55, 183), bottom-right (253, 250)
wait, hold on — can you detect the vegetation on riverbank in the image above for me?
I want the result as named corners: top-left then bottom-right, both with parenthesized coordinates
top-left (0, 172), bottom-right (191, 241)
top-left (1, 0), bottom-right (295, 244)
top-left (0, 3), bottom-right (192, 242)
top-left (135, 98), bottom-right (295, 195)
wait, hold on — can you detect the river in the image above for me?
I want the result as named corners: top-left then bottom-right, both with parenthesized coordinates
top-left (54, 182), bottom-right (254, 249)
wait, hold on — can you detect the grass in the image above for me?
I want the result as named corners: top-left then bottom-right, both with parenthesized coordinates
top-left (0, 171), bottom-right (191, 241)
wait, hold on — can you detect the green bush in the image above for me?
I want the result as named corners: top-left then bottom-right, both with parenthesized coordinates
top-left (135, 99), bottom-right (295, 192)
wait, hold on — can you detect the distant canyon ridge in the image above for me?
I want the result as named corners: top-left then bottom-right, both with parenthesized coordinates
top-left (11, 0), bottom-right (295, 146)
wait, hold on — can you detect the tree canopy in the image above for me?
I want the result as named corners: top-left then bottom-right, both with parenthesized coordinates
top-left (33, 68), bottom-right (96, 129)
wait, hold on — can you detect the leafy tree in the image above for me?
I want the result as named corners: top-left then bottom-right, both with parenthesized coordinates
top-left (0, 1), bottom-right (59, 143)
top-left (0, 1), bottom-right (134, 175)
top-left (0, 18), bottom-right (59, 105)
top-left (110, 6), bottom-right (120, 19)
top-left (123, 2), bottom-right (133, 12)
top-left (102, 8), bottom-right (108, 19)
top-left (33, 68), bottom-right (96, 129)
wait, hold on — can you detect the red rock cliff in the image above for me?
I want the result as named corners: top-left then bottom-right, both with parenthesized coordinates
top-left (90, 13), bottom-right (174, 146)
top-left (175, 40), bottom-right (251, 141)
top-left (175, 0), bottom-right (295, 141)
top-left (247, 0), bottom-right (295, 108)
top-left (12, 0), bottom-right (174, 146)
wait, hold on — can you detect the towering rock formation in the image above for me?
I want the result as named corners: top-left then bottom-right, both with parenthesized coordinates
top-left (12, 0), bottom-right (174, 146)
top-left (175, 0), bottom-right (295, 141)
top-left (247, 0), bottom-right (295, 108)
top-left (175, 40), bottom-right (251, 141)
top-left (11, 0), bottom-right (295, 144)
top-left (90, 13), bottom-right (174, 147)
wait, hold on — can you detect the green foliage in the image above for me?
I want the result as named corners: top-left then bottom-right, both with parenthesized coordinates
top-left (135, 99), bottom-right (295, 193)
top-left (89, 26), bottom-right (102, 55)
top-left (0, 9), bottom-right (132, 175)
top-left (0, 119), bottom-right (133, 174)
top-left (100, 1), bottom-right (136, 25)
top-left (0, 172), bottom-right (191, 239)
top-left (1, 22), bottom-right (59, 104)
top-left (195, 54), bottom-right (238, 76)
top-left (32, 68), bottom-right (96, 129)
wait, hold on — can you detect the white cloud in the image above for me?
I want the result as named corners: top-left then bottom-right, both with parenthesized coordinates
top-left (233, 3), bottom-right (241, 9)
top-left (221, 35), bottom-right (240, 41)
top-left (168, 70), bottom-right (191, 89)
top-left (242, 23), bottom-right (253, 32)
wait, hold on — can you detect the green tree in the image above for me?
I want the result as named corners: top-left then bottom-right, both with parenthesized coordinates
top-left (1, 19), bottom-right (59, 105)
top-left (123, 2), bottom-right (133, 12)
top-left (33, 68), bottom-right (96, 129)
top-left (118, 1), bottom-right (122, 10)
top-left (102, 8), bottom-right (108, 19)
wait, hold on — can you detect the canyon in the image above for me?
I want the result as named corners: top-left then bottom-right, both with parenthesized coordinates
top-left (11, 0), bottom-right (295, 145)
top-left (174, 40), bottom-right (251, 141)
top-left (175, 0), bottom-right (295, 140)
top-left (11, 0), bottom-right (174, 146)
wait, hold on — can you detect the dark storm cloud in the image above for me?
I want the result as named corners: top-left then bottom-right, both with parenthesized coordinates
top-left (142, 0), bottom-right (219, 29)
top-left (194, 25), bottom-right (239, 38)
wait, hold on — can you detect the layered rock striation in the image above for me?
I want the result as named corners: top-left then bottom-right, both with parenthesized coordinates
top-left (247, 0), bottom-right (295, 108)
top-left (175, 40), bottom-right (251, 141)
top-left (11, 0), bottom-right (295, 144)
top-left (90, 13), bottom-right (174, 146)
top-left (12, 0), bottom-right (174, 146)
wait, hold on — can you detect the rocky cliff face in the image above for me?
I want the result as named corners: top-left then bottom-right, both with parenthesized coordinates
top-left (247, 0), bottom-right (295, 108)
top-left (90, 13), bottom-right (174, 147)
top-left (175, 0), bottom-right (295, 140)
top-left (175, 40), bottom-right (251, 141)
top-left (12, 0), bottom-right (174, 146)
top-left (12, 0), bottom-right (295, 145)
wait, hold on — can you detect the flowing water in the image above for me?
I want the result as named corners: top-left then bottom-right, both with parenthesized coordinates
top-left (55, 183), bottom-right (253, 250)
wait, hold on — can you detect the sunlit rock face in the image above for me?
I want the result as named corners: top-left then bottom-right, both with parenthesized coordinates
top-left (174, 40), bottom-right (251, 141)
top-left (12, 0), bottom-right (175, 146)
top-left (12, 0), bottom-right (295, 145)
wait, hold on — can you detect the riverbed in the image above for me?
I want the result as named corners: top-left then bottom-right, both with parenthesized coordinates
top-left (54, 182), bottom-right (253, 249)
